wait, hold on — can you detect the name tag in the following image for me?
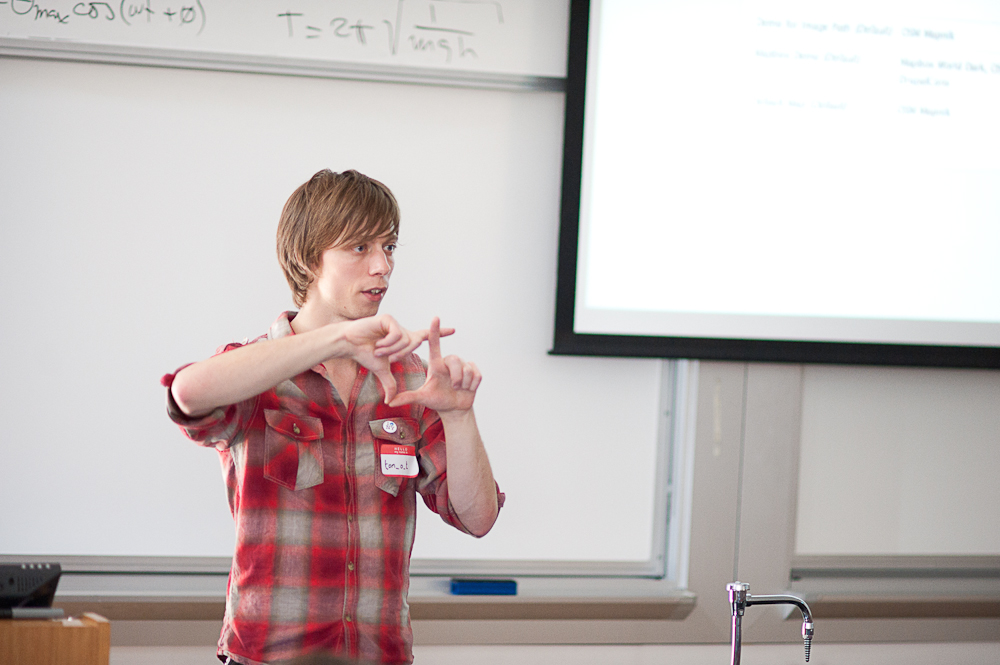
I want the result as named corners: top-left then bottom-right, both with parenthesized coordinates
top-left (381, 444), bottom-right (418, 477)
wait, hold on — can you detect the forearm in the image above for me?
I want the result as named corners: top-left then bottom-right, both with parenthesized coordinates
top-left (171, 324), bottom-right (347, 417)
top-left (439, 408), bottom-right (499, 537)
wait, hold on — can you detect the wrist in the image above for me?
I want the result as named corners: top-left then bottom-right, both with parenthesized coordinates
top-left (323, 321), bottom-right (353, 359)
top-left (437, 406), bottom-right (476, 427)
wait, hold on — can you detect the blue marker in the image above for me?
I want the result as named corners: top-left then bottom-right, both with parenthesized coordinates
top-left (449, 578), bottom-right (517, 595)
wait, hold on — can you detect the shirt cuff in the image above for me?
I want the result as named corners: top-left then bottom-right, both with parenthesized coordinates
top-left (162, 365), bottom-right (227, 429)
top-left (447, 481), bottom-right (505, 537)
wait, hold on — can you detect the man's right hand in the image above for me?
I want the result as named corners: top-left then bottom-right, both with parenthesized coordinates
top-left (338, 315), bottom-right (454, 403)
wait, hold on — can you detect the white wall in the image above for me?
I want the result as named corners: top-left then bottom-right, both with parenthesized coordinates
top-left (798, 365), bottom-right (1000, 556)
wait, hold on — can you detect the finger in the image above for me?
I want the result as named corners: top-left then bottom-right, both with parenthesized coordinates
top-left (406, 326), bottom-right (455, 345)
top-left (374, 341), bottom-right (402, 356)
top-left (375, 368), bottom-right (398, 404)
top-left (443, 355), bottom-right (465, 389)
top-left (428, 317), bottom-right (442, 361)
top-left (387, 333), bottom-right (428, 363)
top-left (377, 330), bottom-right (414, 358)
top-left (388, 327), bottom-right (453, 362)
top-left (387, 389), bottom-right (421, 409)
top-left (373, 320), bottom-right (403, 351)
top-left (462, 361), bottom-right (480, 391)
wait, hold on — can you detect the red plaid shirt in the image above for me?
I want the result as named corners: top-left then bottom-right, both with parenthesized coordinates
top-left (164, 312), bottom-right (503, 665)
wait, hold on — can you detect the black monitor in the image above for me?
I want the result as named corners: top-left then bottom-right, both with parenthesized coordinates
top-left (0, 563), bottom-right (61, 609)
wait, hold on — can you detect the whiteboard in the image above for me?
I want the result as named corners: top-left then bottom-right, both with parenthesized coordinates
top-left (0, 0), bottom-right (568, 88)
top-left (0, 53), bottom-right (667, 572)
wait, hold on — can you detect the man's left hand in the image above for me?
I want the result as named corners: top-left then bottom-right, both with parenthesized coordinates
top-left (388, 318), bottom-right (479, 413)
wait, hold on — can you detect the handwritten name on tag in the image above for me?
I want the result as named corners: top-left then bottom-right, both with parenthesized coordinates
top-left (381, 444), bottom-right (418, 477)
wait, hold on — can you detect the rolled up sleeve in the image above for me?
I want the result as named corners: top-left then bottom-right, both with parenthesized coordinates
top-left (161, 343), bottom-right (256, 451)
top-left (415, 412), bottom-right (504, 536)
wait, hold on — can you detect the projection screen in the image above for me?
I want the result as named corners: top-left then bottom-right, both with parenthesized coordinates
top-left (553, 0), bottom-right (1000, 367)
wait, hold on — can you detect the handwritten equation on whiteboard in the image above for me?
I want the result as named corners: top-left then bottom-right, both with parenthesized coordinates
top-left (276, 1), bottom-right (503, 64)
top-left (0, 0), bottom-right (556, 75)
top-left (5, 0), bottom-right (202, 35)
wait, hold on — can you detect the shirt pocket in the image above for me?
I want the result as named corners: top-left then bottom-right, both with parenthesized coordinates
top-left (369, 417), bottom-right (421, 497)
top-left (264, 409), bottom-right (325, 491)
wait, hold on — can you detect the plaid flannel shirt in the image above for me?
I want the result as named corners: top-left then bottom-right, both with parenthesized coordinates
top-left (163, 312), bottom-right (503, 665)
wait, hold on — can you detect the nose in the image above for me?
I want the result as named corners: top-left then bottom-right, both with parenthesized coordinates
top-left (369, 247), bottom-right (391, 276)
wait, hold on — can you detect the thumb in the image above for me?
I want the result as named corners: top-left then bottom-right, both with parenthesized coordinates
top-left (375, 368), bottom-right (399, 404)
top-left (387, 389), bottom-right (420, 409)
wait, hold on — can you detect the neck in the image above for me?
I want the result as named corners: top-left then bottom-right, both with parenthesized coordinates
top-left (289, 303), bottom-right (359, 389)
top-left (290, 299), bottom-right (348, 335)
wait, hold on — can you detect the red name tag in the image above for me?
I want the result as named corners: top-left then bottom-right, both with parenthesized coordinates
top-left (381, 444), bottom-right (418, 477)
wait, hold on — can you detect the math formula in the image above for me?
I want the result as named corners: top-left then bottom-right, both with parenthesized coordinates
top-left (1, 0), bottom-right (510, 68)
top-left (3, 0), bottom-right (206, 33)
top-left (276, 0), bottom-right (501, 64)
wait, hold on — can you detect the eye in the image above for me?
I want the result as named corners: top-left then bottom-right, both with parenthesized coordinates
top-left (384, 243), bottom-right (396, 253)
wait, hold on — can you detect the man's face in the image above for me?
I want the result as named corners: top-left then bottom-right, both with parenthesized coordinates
top-left (306, 232), bottom-right (396, 322)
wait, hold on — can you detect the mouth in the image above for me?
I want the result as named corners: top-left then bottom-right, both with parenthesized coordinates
top-left (362, 287), bottom-right (387, 302)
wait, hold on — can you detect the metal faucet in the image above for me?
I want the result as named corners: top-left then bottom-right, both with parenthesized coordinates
top-left (727, 581), bottom-right (814, 665)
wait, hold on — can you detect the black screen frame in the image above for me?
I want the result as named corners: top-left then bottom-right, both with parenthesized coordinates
top-left (551, 0), bottom-right (1000, 369)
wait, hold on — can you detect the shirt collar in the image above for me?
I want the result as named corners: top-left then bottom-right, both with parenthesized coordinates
top-left (268, 311), bottom-right (331, 377)
top-left (268, 311), bottom-right (298, 341)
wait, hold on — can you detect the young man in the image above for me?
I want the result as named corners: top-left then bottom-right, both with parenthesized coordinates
top-left (162, 169), bottom-right (502, 665)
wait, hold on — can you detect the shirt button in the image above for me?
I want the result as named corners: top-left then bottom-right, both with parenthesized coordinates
top-left (345, 615), bottom-right (353, 622)
top-left (347, 562), bottom-right (355, 571)
top-left (292, 424), bottom-right (300, 435)
top-left (347, 514), bottom-right (353, 522)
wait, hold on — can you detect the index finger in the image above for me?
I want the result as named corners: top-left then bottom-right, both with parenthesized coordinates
top-left (428, 317), bottom-right (442, 360)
